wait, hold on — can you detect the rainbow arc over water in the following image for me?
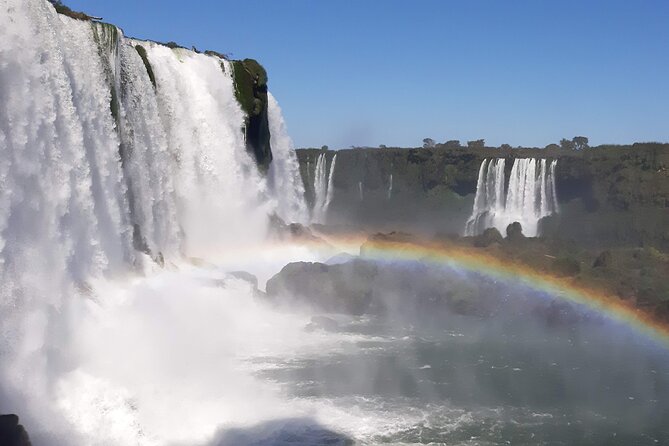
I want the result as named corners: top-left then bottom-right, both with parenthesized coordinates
top-left (297, 235), bottom-right (669, 348)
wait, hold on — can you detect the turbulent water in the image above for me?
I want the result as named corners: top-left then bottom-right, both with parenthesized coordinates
top-left (1, 2), bottom-right (668, 446)
top-left (465, 158), bottom-right (558, 237)
top-left (267, 93), bottom-right (309, 224)
top-left (0, 1), bottom-right (304, 443)
top-left (311, 153), bottom-right (337, 223)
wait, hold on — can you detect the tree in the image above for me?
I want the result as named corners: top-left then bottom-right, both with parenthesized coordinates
top-left (572, 136), bottom-right (589, 150)
top-left (422, 138), bottom-right (436, 149)
top-left (559, 138), bottom-right (576, 150)
top-left (443, 140), bottom-right (461, 148)
top-left (545, 143), bottom-right (560, 150)
top-left (379, 144), bottom-right (387, 149)
top-left (467, 139), bottom-right (485, 149)
top-left (500, 144), bottom-right (512, 150)
top-left (321, 145), bottom-right (329, 151)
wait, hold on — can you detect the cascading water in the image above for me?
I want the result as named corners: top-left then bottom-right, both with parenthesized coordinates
top-left (266, 93), bottom-right (309, 224)
top-left (6, 3), bottom-right (666, 446)
top-left (465, 158), bottom-right (559, 237)
top-left (387, 173), bottom-right (393, 200)
top-left (311, 153), bottom-right (337, 223)
top-left (0, 1), bottom-right (310, 443)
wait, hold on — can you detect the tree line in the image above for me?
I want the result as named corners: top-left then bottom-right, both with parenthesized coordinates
top-left (418, 136), bottom-right (589, 150)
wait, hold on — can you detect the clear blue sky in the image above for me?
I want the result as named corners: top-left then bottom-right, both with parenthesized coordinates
top-left (67, 0), bottom-right (669, 149)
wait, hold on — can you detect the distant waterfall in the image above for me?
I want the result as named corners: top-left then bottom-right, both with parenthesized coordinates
top-left (387, 173), bottom-right (393, 200)
top-left (465, 158), bottom-right (559, 237)
top-left (358, 181), bottom-right (364, 201)
top-left (267, 93), bottom-right (309, 224)
top-left (312, 153), bottom-right (337, 222)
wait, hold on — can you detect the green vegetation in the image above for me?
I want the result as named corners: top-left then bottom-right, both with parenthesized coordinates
top-left (164, 41), bottom-right (186, 50)
top-left (48, 0), bottom-right (97, 21)
top-left (204, 50), bottom-right (232, 60)
top-left (134, 45), bottom-right (156, 89)
top-left (232, 59), bottom-right (268, 117)
top-left (422, 138), bottom-right (436, 149)
top-left (232, 59), bottom-right (272, 170)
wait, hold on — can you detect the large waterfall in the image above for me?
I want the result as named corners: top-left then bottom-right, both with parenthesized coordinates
top-left (465, 158), bottom-right (558, 237)
top-left (311, 153), bottom-right (337, 223)
top-left (0, 1), bottom-right (310, 442)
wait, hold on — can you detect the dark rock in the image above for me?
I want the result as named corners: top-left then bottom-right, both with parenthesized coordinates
top-left (506, 222), bottom-right (525, 241)
top-left (268, 213), bottom-right (328, 244)
top-left (593, 250), bottom-right (612, 268)
top-left (232, 59), bottom-right (272, 170)
top-left (474, 227), bottom-right (504, 247)
top-left (266, 260), bottom-right (378, 315)
top-left (0, 415), bottom-right (32, 446)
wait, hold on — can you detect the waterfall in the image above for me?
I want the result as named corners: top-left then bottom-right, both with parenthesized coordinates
top-left (387, 173), bottom-right (393, 200)
top-left (0, 0), bottom-right (307, 437)
top-left (465, 158), bottom-right (559, 237)
top-left (266, 93), bottom-right (309, 224)
top-left (358, 181), bottom-right (364, 201)
top-left (325, 154), bottom-right (337, 210)
top-left (311, 153), bottom-right (337, 222)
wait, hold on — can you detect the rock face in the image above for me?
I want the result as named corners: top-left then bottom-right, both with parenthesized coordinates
top-left (473, 227), bottom-right (504, 247)
top-left (265, 257), bottom-right (507, 318)
top-left (296, 144), bottom-right (669, 249)
top-left (232, 59), bottom-right (273, 170)
top-left (506, 222), bottom-right (525, 242)
top-left (266, 260), bottom-right (378, 315)
top-left (0, 415), bottom-right (32, 446)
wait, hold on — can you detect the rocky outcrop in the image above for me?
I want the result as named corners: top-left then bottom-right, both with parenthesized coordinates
top-left (0, 415), bottom-right (31, 446)
top-left (472, 227), bottom-right (504, 247)
top-left (266, 260), bottom-right (378, 315)
top-left (232, 59), bottom-right (272, 170)
top-left (265, 255), bottom-right (506, 318)
top-left (506, 222), bottom-right (525, 242)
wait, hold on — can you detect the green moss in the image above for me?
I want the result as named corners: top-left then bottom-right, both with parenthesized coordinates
top-left (165, 41), bottom-right (185, 50)
top-left (51, 1), bottom-right (91, 20)
top-left (205, 50), bottom-right (231, 60)
top-left (134, 45), bottom-right (156, 89)
top-left (232, 58), bottom-right (272, 170)
top-left (551, 257), bottom-right (581, 277)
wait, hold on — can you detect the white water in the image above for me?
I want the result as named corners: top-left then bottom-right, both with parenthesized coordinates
top-left (387, 173), bottom-right (393, 200)
top-left (465, 158), bottom-right (559, 237)
top-left (311, 152), bottom-right (337, 223)
top-left (266, 93), bottom-right (309, 224)
top-left (0, 1), bottom-right (318, 443)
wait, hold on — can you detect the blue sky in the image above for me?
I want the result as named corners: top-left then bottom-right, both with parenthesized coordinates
top-left (67, 0), bottom-right (669, 149)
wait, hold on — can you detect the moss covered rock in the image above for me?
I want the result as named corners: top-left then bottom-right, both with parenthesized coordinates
top-left (232, 59), bottom-right (272, 170)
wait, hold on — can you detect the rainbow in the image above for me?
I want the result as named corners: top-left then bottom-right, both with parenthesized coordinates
top-left (292, 234), bottom-right (669, 348)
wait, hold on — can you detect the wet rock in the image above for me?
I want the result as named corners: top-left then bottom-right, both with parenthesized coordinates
top-left (268, 214), bottom-right (327, 244)
top-left (266, 260), bottom-right (378, 315)
top-left (473, 227), bottom-right (504, 247)
top-left (0, 415), bottom-right (31, 446)
top-left (506, 222), bottom-right (525, 242)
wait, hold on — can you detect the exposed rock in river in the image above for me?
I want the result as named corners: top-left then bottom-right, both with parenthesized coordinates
top-left (0, 415), bottom-right (31, 446)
